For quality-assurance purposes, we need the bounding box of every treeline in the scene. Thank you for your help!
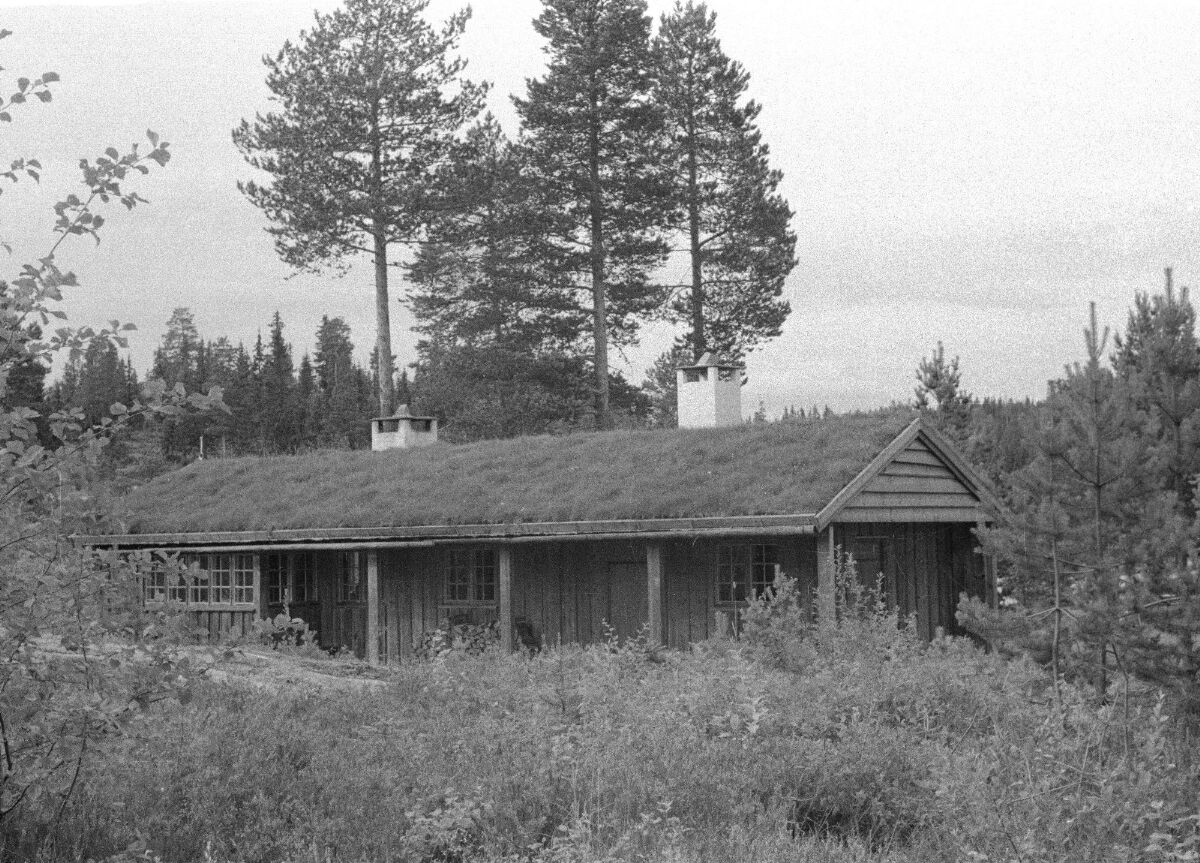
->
[49,308,392,457]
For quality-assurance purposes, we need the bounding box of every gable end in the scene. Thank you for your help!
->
[817,419,994,527]
[836,438,981,522]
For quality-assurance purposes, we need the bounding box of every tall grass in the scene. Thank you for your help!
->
[6,586,1198,862]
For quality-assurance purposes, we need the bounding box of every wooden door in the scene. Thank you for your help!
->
[604,561,648,643]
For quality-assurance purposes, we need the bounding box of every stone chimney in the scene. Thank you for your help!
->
[675,352,743,428]
[371,404,438,451]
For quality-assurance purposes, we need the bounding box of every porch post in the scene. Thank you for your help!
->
[366,549,380,665]
[498,546,513,653]
[817,525,837,623]
[646,541,663,645]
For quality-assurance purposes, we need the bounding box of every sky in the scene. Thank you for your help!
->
[2,0,1199,415]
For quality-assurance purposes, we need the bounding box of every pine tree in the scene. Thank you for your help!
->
[234,0,486,417]
[1112,267,1200,515]
[514,0,672,428]
[977,304,1170,698]
[314,315,364,446]
[914,340,973,444]
[653,1,794,360]
[151,307,199,389]
[75,340,126,427]
[262,311,300,452]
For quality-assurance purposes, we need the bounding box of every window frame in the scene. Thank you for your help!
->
[143,552,258,611]
[336,551,365,604]
[442,548,498,606]
[264,552,317,606]
[715,543,780,606]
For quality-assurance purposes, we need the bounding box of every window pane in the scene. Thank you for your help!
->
[339,552,362,602]
[444,549,470,602]
[717,545,746,604]
[233,555,256,604]
[473,550,496,602]
[293,553,315,602]
[750,544,779,598]
[264,554,286,604]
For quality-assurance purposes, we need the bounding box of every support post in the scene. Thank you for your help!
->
[366,550,380,665]
[646,541,663,645]
[816,525,837,623]
[498,546,513,653]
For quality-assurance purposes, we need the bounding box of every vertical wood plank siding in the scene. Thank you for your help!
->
[837,522,984,638]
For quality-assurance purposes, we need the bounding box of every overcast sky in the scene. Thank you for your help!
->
[2,0,1199,415]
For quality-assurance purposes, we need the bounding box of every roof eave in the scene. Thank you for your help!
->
[74,512,819,550]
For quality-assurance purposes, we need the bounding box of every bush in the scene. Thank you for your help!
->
[6,599,1198,862]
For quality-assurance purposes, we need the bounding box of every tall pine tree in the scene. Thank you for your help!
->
[653,2,794,360]
[515,0,672,428]
[234,0,485,417]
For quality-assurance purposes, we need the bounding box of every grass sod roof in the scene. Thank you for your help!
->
[109,411,918,536]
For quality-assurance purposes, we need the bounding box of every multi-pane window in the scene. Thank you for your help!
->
[144,562,187,604]
[443,549,497,604]
[264,553,316,605]
[716,544,780,604]
[337,552,364,603]
[144,553,256,607]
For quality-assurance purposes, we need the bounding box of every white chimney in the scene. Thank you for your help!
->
[371,405,438,451]
[676,353,743,428]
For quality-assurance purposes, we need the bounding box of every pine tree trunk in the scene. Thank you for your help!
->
[686,105,705,360]
[373,227,395,418]
[370,100,394,419]
[588,107,610,430]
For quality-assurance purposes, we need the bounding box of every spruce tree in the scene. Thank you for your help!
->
[653,1,794,360]
[234,0,485,417]
[514,0,672,428]
[151,307,199,389]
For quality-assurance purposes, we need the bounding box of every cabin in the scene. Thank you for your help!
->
[79,357,1000,662]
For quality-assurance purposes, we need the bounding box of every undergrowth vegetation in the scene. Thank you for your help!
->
[5,573,1198,862]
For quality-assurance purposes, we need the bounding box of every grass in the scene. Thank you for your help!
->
[107,412,918,534]
[6,587,1198,863]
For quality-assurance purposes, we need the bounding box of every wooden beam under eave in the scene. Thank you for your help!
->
[498,546,513,653]
[366,549,380,665]
[646,541,664,645]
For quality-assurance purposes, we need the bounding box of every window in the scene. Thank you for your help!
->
[144,553,256,607]
[443,548,497,604]
[264,552,316,605]
[144,561,187,604]
[716,544,779,604]
[337,552,364,603]
[683,368,707,383]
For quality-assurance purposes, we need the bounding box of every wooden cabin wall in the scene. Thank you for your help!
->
[190,609,258,641]
[509,540,646,648]
[660,536,817,648]
[834,522,984,639]
[376,535,822,659]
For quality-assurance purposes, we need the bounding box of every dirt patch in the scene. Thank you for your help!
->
[200,646,393,693]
